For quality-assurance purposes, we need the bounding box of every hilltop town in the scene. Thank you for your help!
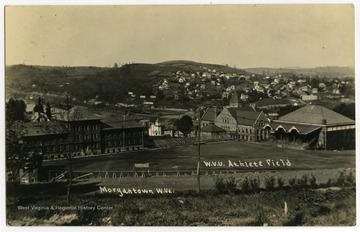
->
[5,61,355,168]
[6,61,355,112]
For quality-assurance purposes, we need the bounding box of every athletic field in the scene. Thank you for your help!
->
[41,141,355,191]
[45,141,355,172]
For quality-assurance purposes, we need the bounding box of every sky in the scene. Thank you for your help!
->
[5,4,355,68]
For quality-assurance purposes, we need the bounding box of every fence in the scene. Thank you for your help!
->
[153,137,232,149]
[48,169,248,181]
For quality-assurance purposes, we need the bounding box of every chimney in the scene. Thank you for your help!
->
[322,119,327,125]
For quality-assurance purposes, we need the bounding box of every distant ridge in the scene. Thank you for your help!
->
[245,66,354,78]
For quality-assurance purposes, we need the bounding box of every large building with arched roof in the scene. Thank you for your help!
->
[265,105,355,150]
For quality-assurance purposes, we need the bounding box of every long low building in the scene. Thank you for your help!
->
[22,116,147,160]
[265,105,355,150]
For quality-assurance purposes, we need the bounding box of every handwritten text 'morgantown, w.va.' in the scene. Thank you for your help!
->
[99,186,174,197]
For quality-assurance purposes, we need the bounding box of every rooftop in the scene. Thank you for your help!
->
[25,121,68,137]
[102,116,144,130]
[277,105,355,126]
[201,124,226,133]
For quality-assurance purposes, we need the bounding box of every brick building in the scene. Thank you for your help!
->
[22,116,146,160]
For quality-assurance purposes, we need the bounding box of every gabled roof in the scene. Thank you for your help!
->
[25,121,68,137]
[102,116,144,130]
[56,106,100,121]
[227,106,256,119]
[229,92,239,105]
[254,98,291,107]
[201,124,226,133]
[277,105,354,126]
[236,111,263,126]
[201,107,220,122]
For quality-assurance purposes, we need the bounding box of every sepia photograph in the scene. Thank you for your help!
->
[3,1,357,228]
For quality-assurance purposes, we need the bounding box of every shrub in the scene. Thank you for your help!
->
[336,170,355,187]
[215,176,227,194]
[277,177,285,190]
[249,177,261,193]
[288,177,297,189]
[326,178,334,187]
[226,176,237,193]
[297,175,309,189]
[215,176,238,194]
[309,174,317,188]
[345,171,355,186]
[264,176,276,191]
[240,177,251,193]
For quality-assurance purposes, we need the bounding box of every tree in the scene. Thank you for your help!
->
[6,98,27,121]
[6,120,27,203]
[333,103,355,120]
[174,115,194,137]
[156,90,165,102]
[6,121,27,180]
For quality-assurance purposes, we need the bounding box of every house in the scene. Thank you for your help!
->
[266,105,355,150]
[301,94,318,101]
[19,168,38,184]
[148,117,178,137]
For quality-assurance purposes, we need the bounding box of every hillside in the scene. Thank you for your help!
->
[5,65,109,98]
[5,61,250,104]
[246,66,355,78]
[158,60,247,74]
[6,62,354,107]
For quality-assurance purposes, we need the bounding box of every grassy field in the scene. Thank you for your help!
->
[7,187,356,226]
[40,141,356,191]
[8,141,356,226]
[44,141,355,172]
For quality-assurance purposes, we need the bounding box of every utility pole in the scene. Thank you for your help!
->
[122,114,125,151]
[197,110,201,193]
[64,96,73,205]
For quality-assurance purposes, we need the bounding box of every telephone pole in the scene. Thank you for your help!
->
[197,110,201,193]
